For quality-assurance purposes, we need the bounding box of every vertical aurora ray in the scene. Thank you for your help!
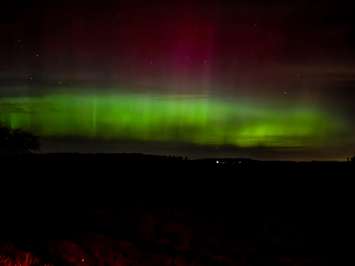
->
[0,89,347,149]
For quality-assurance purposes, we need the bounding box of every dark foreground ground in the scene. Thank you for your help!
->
[0,154,354,266]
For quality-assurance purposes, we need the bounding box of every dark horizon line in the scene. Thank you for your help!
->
[1,152,353,163]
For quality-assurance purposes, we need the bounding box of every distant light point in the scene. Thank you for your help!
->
[216,160,219,164]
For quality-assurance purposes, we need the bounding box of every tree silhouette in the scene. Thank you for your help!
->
[0,125,39,154]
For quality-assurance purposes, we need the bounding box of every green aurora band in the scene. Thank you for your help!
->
[0,91,346,148]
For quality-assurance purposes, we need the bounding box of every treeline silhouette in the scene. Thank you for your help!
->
[0,125,39,154]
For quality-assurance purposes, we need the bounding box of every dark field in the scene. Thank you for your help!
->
[0,154,354,266]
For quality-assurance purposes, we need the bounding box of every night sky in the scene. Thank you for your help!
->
[1,0,355,160]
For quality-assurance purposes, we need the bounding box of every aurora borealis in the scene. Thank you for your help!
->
[1,0,355,159]
[0,91,344,148]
